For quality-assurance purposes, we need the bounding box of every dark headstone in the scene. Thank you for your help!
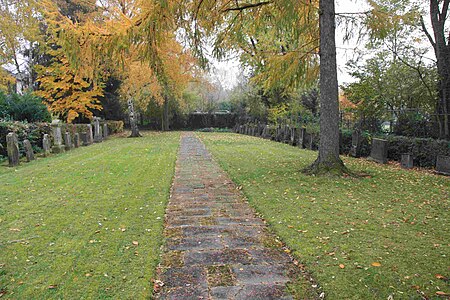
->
[436,155,450,175]
[401,154,413,169]
[350,130,361,157]
[297,128,305,149]
[74,133,80,148]
[6,132,20,167]
[309,133,315,150]
[289,127,297,145]
[23,139,35,162]
[80,132,89,146]
[64,132,72,151]
[42,134,51,157]
[369,138,388,164]
[283,125,290,143]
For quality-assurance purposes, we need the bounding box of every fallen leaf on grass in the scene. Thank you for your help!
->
[436,291,449,296]
[339,264,345,269]
[48,285,57,289]
[85,273,92,277]
[132,241,139,246]
[436,274,447,280]
[371,262,381,267]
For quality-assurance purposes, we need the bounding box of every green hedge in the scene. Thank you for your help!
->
[386,136,450,168]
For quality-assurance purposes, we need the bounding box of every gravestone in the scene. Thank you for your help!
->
[350,130,361,157]
[74,133,80,148]
[51,121,65,154]
[6,132,20,167]
[297,128,306,149]
[103,123,108,139]
[93,117,103,143]
[436,155,450,175]
[23,139,35,162]
[276,125,282,142]
[80,132,89,146]
[283,125,290,143]
[369,138,388,164]
[42,134,51,157]
[64,132,73,151]
[309,133,315,150]
[401,154,413,169]
[261,125,268,139]
[87,124,94,145]
[290,127,297,146]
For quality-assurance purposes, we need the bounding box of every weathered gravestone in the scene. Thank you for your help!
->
[93,117,103,143]
[436,155,450,175]
[80,132,89,146]
[23,139,35,162]
[87,124,94,144]
[350,130,361,157]
[283,125,290,143]
[309,133,315,150]
[297,128,306,149]
[369,138,388,164]
[6,132,20,167]
[42,134,51,157]
[290,127,297,146]
[51,121,65,154]
[64,132,72,151]
[401,154,414,169]
[103,123,108,139]
[74,133,80,148]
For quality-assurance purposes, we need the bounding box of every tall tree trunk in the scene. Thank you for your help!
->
[162,98,170,131]
[305,0,347,175]
[128,98,141,137]
[422,0,450,139]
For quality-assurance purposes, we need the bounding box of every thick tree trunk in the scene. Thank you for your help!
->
[305,0,347,175]
[128,99,141,137]
[424,0,450,139]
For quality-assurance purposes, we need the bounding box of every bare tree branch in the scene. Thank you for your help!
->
[221,1,271,12]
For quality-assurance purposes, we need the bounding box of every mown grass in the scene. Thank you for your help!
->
[0,131,180,299]
[199,132,450,300]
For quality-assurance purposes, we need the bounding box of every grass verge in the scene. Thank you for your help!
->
[0,131,180,299]
[199,132,449,300]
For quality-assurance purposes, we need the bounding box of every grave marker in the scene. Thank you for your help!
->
[436,155,450,175]
[401,154,413,169]
[42,134,51,157]
[74,133,80,148]
[51,121,65,153]
[103,123,108,139]
[369,138,388,164]
[23,139,35,162]
[297,128,306,149]
[93,117,103,143]
[350,130,361,157]
[64,132,72,150]
[6,132,20,167]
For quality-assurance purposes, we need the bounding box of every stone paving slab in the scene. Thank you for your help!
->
[154,133,301,299]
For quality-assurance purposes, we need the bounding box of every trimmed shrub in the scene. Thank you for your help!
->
[105,120,124,134]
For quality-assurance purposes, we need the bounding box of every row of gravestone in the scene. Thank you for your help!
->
[5,117,109,167]
[234,124,450,176]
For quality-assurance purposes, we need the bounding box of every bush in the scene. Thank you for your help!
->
[0,91,51,122]
[105,120,124,134]
[386,136,450,168]
[0,120,51,158]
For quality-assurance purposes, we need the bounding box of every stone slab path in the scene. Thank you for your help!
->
[155,133,300,300]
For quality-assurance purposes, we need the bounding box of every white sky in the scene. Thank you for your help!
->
[210,0,373,90]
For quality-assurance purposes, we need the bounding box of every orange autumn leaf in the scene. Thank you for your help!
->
[371,262,381,267]
[339,264,345,269]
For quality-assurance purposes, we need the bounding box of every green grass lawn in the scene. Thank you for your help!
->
[199,132,450,300]
[0,131,180,299]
